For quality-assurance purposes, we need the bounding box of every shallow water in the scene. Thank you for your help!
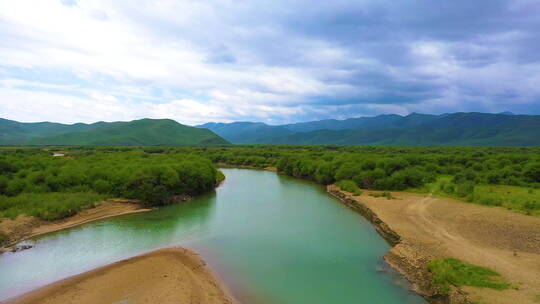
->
[0,168,425,303]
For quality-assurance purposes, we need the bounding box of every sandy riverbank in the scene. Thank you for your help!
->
[328,185,540,304]
[0,200,151,252]
[6,248,236,304]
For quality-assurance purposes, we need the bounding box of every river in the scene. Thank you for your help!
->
[0,168,425,303]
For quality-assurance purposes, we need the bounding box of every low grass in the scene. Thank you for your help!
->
[407,175,454,196]
[336,180,362,196]
[408,176,539,215]
[472,185,539,215]
[0,192,108,221]
[369,191,395,200]
[428,258,509,293]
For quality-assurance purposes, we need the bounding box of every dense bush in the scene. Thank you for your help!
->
[193,145,540,195]
[190,145,539,214]
[0,149,222,219]
[2,145,539,219]
[524,162,540,183]
[336,180,362,196]
[0,192,106,220]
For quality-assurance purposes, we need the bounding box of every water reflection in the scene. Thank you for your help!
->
[0,169,425,304]
[0,194,216,300]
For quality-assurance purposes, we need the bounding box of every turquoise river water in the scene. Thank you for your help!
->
[0,168,426,303]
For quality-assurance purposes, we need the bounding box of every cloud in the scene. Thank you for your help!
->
[0,0,539,125]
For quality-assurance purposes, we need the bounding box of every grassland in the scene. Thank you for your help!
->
[428,258,510,293]
[408,176,540,215]
[472,185,539,215]
[0,118,229,146]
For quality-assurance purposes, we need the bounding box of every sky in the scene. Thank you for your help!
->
[1,0,540,125]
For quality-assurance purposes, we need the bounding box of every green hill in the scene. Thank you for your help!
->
[281,113,437,132]
[199,112,540,146]
[0,118,229,146]
[0,118,103,143]
[252,113,540,146]
[197,122,294,143]
[4,112,539,146]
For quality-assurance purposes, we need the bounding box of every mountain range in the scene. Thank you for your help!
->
[0,118,229,146]
[2,112,538,146]
[197,112,540,146]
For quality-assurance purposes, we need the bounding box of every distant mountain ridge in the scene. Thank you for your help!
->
[0,118,229,146]
[3,112,538,146]
[197,122,294,143]
[197,112,540,146]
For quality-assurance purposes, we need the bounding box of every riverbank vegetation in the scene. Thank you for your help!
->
[428,258,510,293]
[0,149,222,221]
[368,191,395,199]
[2,145,539,220]
[0,192,107,221]
[411,177,540,214]
[197,145,540,214]
[335,180,362,196]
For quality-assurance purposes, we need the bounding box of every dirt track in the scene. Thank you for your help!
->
[329,186,540,304]
[6,248,236,304]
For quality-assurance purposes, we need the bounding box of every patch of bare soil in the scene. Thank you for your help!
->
[0,200,151,252]
[6,248,237,304]
[328,185,540,304]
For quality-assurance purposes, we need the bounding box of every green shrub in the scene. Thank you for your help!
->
[442,182,456,194]
[523,201,539,215]
[336,180,362,196]
[455,182,474,197]
[369,191,395,200]
[388,168,426,190]
[524,162,540,182]
[216,170,225,184]
[0,192,106,221]
[382,191,394,199]
[428,258,509,293]
[93,179,112,194]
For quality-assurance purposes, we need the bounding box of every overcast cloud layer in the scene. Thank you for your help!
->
[1,0,540,125]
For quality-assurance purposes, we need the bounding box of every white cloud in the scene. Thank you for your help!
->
[0,0,329,96]
[0,86,309,125]
[1,0,539,124]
